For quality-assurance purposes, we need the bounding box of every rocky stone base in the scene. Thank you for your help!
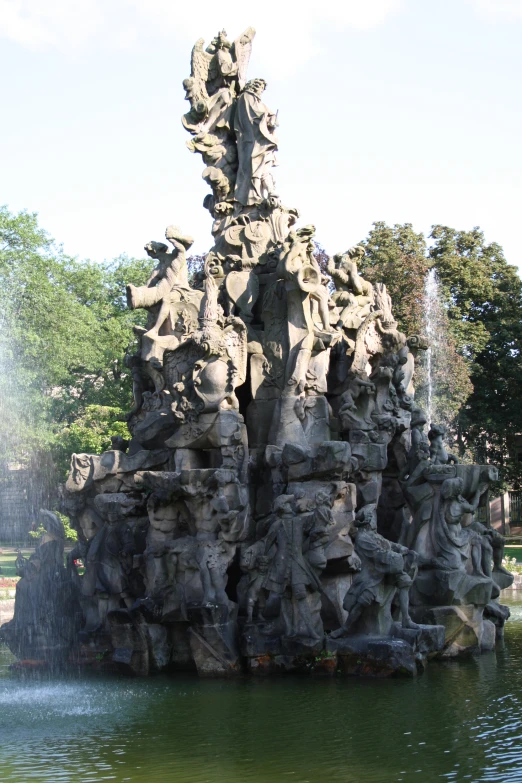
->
[240,623,445,678]
[410,605,497,656]
[325,623,445,678]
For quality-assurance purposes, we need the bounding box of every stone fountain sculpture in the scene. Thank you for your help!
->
[1,27,512,677]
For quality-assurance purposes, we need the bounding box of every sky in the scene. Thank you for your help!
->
[1,0,522,270]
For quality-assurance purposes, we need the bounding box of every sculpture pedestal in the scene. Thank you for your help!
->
[410,604,496,656]
[326,623,445,678]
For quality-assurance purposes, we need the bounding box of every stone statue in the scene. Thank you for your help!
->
[401,406,430,484]
[331,505,419,637]
[402,334,429,396]
[261,494,327,643]
[277,225,338,393]
[328,247,374,331]
[127,226,194,312]
[338,370,376,431]
[428,424,459,465]
[84,495,138,629]
[433,477,482,572]
[0,510,81,663]
[240,540,268,623]
[234,78,279,207]
[182,28,256,209]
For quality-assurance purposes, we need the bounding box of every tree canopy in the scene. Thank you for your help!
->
[356,221,522,488]
[0,205,152,479]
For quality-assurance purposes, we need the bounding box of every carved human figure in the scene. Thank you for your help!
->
[1,510,80,661]
[402,335,429,396]
[240,540,269,623]
[468,519,512,580]
[182,28,255,210]
[22,510,65,580]
[187,273,248,413]
[85,501,137,629]
[401,406,430,484]
[433,478,483,572]
[15,548,26,577]
[234,78,279,207]
[331,505,419,637]
[276,226,338,393]
[262,494,326,641]
[197,539,234,605]
[142,497,188,600]
[328,247,374,330]
[307,491,332,572]
[163,536,200,620]
[428,424,459,465]
[127,226,194,313]
[338,370,376,431]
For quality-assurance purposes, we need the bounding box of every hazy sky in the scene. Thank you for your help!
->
[1,0,522,270]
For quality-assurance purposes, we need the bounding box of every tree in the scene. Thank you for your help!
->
[356,222,472,429]
[0,206,153,482]
[349,220,522,488]
[429,226,522,487]
[359,222,429,336]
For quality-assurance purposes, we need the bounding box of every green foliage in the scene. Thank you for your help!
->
[353,221,522,489]
[429,227,522,489]
[502,556,522,575]
[0,206,154,482]
[359,222,429,336]
[187,253,205,286]
[28,511,77,542]
[55,405,129,477]
[358,222,472,429]
[57,512,78,542]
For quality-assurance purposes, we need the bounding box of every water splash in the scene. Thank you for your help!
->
[424,268,439,425]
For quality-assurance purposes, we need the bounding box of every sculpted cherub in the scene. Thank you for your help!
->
[126,225,194,314]
[328,246,374,330]
[428,423,459,465]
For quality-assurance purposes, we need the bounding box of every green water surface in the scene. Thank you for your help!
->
[2,597,522,783]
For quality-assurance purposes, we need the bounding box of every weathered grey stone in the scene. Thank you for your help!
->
[327,635,418,677]
[410,604,487,657]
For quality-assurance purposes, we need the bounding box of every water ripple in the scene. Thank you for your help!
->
[1,599,522,782]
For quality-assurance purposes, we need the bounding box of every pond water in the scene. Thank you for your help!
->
[2,597,522,783]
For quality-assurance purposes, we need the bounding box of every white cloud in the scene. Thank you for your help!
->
[0,0,403,72]
[465,0,522,21]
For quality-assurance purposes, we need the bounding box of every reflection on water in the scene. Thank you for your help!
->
[2,597,522,783]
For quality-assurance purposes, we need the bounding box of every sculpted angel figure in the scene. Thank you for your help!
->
[182,28,255,208]
[182,28,255,136]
